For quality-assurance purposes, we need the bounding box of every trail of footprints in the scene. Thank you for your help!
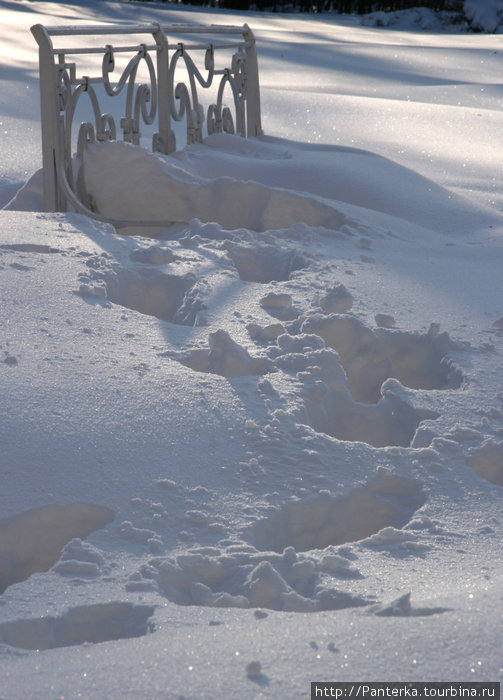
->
[6,231,469,455]
[167,287,461,449]
[71,233,481,616]
[0,231,497,650]
[118,470,432,614]
[75,233,500,467]
[75,234,465,451]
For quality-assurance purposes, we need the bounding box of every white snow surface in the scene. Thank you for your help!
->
[1,0,503,697]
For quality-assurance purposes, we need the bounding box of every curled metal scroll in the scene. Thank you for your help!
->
[168,43,216,147]
[207,51,247,138]
[168,43,247,148]
[57,45,158,205]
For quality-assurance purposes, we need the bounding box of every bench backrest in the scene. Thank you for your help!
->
[31,22,262,227]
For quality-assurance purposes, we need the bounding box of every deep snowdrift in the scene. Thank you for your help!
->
[1,0,503,697]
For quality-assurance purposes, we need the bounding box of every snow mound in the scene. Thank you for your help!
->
[148,544,370,613]
[129,245,176,266]
[73,134,488,235]
[174,330,272,378]
[361,8,463,31]
[319,284,354,314]
[52,538,107,578]
[370,591,451,617]
[260,292,300,321]
[361,1,503,33]
[83,140,349,233]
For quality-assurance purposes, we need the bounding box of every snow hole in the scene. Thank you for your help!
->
[99,268,202,325]
[146,474,423,612]
[225,241,307,283]
[0,503,114,594]
[302,315,463,404]
[129,245,176,266]
[247,473,425,553]
[0,602,154,651]
[302,377,438,448]
[274,337,439,448]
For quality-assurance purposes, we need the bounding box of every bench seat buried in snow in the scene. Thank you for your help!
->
[31,22,263,230]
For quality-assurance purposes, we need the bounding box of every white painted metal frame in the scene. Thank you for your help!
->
[31,22,262,230]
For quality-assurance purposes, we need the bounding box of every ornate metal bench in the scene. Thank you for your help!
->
[31,22,262,230]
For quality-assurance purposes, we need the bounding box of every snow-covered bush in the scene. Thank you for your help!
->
[464,0,503,32]
[361,0,503,32]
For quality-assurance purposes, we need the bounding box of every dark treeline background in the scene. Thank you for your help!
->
[133,0,463,14]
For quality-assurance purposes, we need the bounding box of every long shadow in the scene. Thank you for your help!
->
[6,0,501,348]
[254,30,494,90]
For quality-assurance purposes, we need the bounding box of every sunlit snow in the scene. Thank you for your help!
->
[1,0,503,696]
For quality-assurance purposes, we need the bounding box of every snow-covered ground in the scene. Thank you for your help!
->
[1,0,503,697]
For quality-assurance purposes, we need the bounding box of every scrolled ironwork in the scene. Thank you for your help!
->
[207,61,246,137]
[57,42,159,196]
[102,45,158,144]
[63,80,102,191]
[167,42,216,145]
[98,113,116,142]
[166,41,247,144]
[31,22,263,227]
